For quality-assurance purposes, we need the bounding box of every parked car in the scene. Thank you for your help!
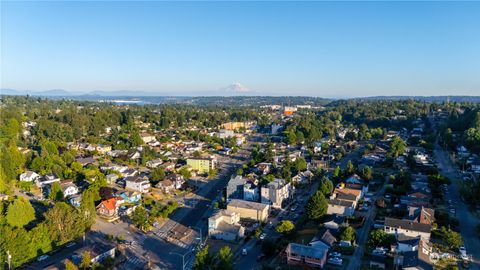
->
[327,257,343,266]
[259,233,267,240]
[242,248,248,256]
[37,255,49,262]
[329,252,341,258]
[66,242,76,248]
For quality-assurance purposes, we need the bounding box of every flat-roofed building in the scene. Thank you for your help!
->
[227,199,269,222]
[187,157,216,174]
[285,243,328,268]
[208,210,244,241]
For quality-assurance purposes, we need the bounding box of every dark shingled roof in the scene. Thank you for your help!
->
[384,217,432,234]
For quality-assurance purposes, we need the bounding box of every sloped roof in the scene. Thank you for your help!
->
[98,198,117,211]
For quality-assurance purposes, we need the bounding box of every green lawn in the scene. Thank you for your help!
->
[293,221,319,245]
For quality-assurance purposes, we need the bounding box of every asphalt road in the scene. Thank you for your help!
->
[434,142,480,269]
[346,182,386,270]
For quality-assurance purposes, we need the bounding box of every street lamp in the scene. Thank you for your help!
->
[170,251,191,270]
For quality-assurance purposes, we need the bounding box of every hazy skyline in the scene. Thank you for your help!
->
[1,1,479,98]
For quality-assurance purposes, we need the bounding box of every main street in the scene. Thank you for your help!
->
[434,142,480,269]
[346,182,386,270]
[429,115,480,269]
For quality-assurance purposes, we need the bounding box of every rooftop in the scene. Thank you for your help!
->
[228,199,269,211]
[384,217,432,234]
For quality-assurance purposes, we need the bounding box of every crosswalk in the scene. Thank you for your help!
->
[154,230,190,248]
[122,255,147,270]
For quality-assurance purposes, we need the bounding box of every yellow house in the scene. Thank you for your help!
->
[187,158,215,174]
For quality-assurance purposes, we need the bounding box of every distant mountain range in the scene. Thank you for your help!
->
[1,88,479,103]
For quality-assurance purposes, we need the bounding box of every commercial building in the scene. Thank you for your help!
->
[187,157,216,174]
[227,199,269,222]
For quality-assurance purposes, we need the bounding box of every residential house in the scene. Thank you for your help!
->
[59,181,79,198]
[118,191,141,204]
[125,176,151,193]
[285,243,328,268]
[73,243,116,264]
[19,171,40,182]
[161,162,176,172]
[122,168,138,178]
[292,170,313,185]
[96,198,119,218]
[157,179,175,193]
[165,173,185,189]
[227,199,269,222]
[128,150,141,160]
[261,178,293,208]
[384,217,432,241]
[405,206,435,225]
[393,239,433,270]
[208,210,245,241]
[140,133,156,144]
[327,184,362,217]
[36,173,61,188]
[310,229,337,248]
[75,156,95,167]
[187,157,216,174]
[69,194,82,208]
[327,199,355,216]
[106,174,119,185]
[395,235,421,253]
[95,144,112,154]
[226,175,247,200]
[146,158,163,169]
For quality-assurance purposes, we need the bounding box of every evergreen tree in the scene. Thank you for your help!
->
[319,176,334,195]
[306,190,328,220]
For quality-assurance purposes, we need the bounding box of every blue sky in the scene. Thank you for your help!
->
[1,1,479,97]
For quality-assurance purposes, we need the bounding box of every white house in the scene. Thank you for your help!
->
[384,217,432,241]
[19,171,40,182]
[146,158,163,169]
[60,181,79,197]
[125,176,151,193]
[36,174,61,188]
